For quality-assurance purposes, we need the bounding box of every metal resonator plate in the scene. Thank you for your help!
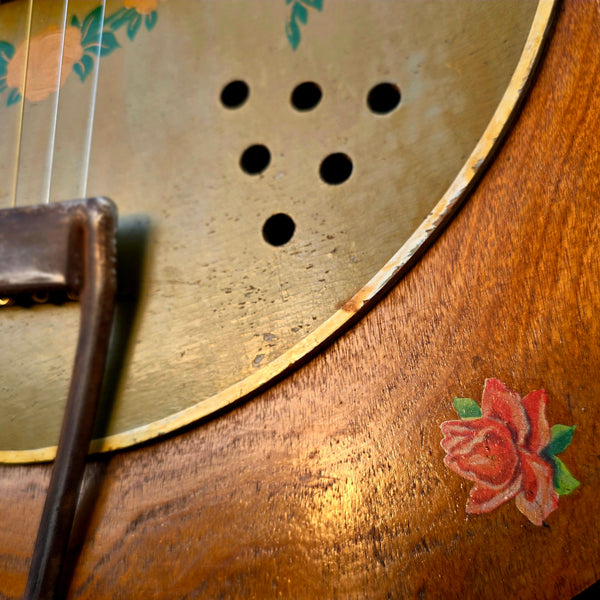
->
[0,0,555,461]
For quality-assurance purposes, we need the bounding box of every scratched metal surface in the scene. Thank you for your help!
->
[0,0,549,459]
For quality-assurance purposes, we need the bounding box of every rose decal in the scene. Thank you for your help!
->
[440,378,579,525]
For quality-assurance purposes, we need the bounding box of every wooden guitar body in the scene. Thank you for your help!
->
[1,0,599,597]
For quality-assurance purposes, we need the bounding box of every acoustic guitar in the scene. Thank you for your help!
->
[1,0,599,597]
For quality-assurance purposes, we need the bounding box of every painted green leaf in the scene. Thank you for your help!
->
[551,455,580,495]
[81,6,104,47]
[104,7,130,30]
[7,88,21,106]
[301,0,323,9]
[286,3,308,51]
[545,424,576,456]
[127,13,143,41]
[285,20,300,50]
[145,11,158,31]
[73,62,84,82]
[74,54,95,82]
[291,2,308,24]
[85,32,120,60]
[81,53,94,73]
[0,41,15,70]
[453,397,482,419]
[0,80,7,93]
[70,14,81,29]
[0,40,15,57]
[99,31,120,56]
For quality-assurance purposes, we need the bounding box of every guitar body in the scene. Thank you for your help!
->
[1,0,599,597]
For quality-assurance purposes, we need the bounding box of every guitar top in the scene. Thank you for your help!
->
[0,0,550,460]
[1,0,600,598]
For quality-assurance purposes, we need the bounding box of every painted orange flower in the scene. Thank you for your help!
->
[110,0,160,41]
[5,25,83,102]
[124,0,159,15]
[0,2,159,107]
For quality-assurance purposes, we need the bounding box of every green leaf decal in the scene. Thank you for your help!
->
[545,424,576,456]
[84,32,120,60]
[0,40,15,59]
[74,54,95,82]
[285,0,323,50]
[453,397,482,419]
[81,53,94,74]
[291,2,308,24]
[7,88,21,106]
[104,7,130,30]
[127,13,143,41]
[73,63,85,81]
[302,0,323,9]
[99,31,120,56]
[145,11,158,31]
[286,2,308,50]
[551,456,580,495]
[81,6,104,47]
[2,1,161,108]
[73,62,84,82]
[285,20,300,50]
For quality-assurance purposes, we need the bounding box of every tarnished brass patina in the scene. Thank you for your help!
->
[0,0,555,461]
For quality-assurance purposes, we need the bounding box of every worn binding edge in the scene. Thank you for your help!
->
[1,0,558,463]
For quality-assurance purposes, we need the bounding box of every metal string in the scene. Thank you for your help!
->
[10,0,104,206]
[10,0,34,208]
[42,0,69,204]
[80,0,107,198]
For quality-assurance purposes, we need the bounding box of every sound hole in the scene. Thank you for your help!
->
[262,213,295,246]
[221,80,250,109]
[367,82,401,114]
[320,153,353,185]
[240,144,271,175]
[291,82,322,111]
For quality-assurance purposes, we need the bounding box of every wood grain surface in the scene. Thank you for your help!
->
[1,0,600,597]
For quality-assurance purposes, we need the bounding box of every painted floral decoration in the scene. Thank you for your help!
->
[3,25,83,103]
[285,0,323,50]
[107,1,159,41]
[1,0,312,104]
[440,378,579,525]
[0,1,160,106]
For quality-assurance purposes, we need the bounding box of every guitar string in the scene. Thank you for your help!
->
[80,0,107,199]
[42,0,69,204]
[10,0,34,208]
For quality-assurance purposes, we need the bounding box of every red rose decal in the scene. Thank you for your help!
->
[441,379,579,525]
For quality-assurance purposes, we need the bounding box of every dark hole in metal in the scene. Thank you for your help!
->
[240,144,271,175]
[320,153,353,185]
[367,82,401,114]
[291,81,322,111]
[221,80,249,109]
[262,213,295,246]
